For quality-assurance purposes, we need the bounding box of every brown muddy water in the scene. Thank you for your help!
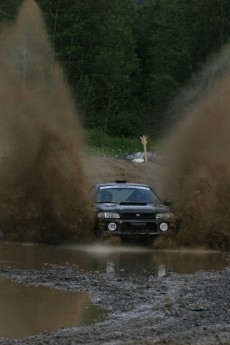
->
[0,279,106,339]
[0,242,229,338]
[0,0,93,242]
[0,242,229,275]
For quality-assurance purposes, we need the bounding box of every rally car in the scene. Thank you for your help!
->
[91,181,179,240]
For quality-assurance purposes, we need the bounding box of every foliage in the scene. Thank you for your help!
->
[135,0,230,130]
[36,0,140,136]
[0,1,21,20]
[85,129,155,157]
[1,1,230,138]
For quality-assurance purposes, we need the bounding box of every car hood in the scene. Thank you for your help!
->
[95,202,170,213]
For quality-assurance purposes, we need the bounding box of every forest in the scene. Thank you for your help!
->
[0,0,230,140]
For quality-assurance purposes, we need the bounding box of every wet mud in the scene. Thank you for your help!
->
[159,44,230,250]
[0,264,229,345]
[0,0,229,253]
[0,0,93,243]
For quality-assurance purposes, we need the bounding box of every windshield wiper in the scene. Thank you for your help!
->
[97,201,118,204]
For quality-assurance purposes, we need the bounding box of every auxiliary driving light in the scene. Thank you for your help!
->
[108,222,117,231]
[160,223,168,231]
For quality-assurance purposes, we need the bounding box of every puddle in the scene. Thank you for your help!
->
[0,242,229,276]
[0,242,229,339]
[0,279,106,339]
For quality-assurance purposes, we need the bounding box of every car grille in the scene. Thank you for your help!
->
[121,212,156,219]
[120,223,157,234]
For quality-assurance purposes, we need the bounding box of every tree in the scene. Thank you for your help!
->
[135,0,230,136]
[37,0,141,136]
[0,1,21,21]
[3,0,230,139]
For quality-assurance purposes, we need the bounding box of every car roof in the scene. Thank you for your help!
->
[95,182,151,189]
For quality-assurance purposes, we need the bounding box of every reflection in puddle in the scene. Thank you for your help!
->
[78,244,229,276]
[0,242,229,277]
[0,280,106,339]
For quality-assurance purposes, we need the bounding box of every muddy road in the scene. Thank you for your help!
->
[0,157,229,344]
[0,261,229,345]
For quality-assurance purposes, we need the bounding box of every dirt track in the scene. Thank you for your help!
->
[82,155,163,192]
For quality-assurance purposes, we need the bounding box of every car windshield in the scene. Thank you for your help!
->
[96,186,160,204]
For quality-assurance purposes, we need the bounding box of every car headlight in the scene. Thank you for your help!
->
[156,213,175,221]
[97,212,120,219]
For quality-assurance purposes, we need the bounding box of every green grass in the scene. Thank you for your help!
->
[85,129,155,157]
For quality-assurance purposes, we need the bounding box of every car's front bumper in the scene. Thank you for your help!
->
[96,217,178,237]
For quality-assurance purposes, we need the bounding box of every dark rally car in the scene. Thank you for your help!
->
[91,181,179,239]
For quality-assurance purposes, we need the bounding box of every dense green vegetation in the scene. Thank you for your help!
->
[1,0,230,142]
[86,129,155,156]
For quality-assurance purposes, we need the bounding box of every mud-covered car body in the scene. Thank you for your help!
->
[92,181,179,239]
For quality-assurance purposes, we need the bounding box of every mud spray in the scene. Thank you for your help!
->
[0,0,93,243]
[156,44,230,250]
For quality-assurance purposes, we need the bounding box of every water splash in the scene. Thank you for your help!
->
[0,0,93,243]
[159,44,230,250]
